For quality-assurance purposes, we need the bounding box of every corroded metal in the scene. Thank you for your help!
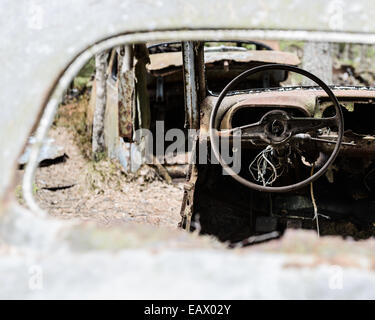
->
[148,50,300,71]
[118,45,135,141]
[182,41,200,130]
[200,87,375,135]
[134,44,151,130]
[180,134,199,231]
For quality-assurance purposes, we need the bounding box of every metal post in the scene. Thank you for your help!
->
[182,41,200,130]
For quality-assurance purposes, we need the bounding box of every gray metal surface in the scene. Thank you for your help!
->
[18,137,64,166]
[1,205,375,299]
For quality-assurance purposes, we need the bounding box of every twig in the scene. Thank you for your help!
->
[310,164,320,237]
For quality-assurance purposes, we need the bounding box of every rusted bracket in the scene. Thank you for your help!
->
[179,134,199,231]
[180,41,204,231]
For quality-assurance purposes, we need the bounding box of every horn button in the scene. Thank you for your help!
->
[261,110,291,144]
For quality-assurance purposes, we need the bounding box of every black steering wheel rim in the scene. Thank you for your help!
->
[209,63,344,193]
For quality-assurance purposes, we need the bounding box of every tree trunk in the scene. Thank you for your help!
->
[303,42,332,85]
[92,51,108,160]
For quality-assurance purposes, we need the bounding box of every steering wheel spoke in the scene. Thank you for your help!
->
[219,121,264,139]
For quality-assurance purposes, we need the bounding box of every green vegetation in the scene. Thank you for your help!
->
[279,40,304,52]
[54,94,92,159]
[74,58,95,91]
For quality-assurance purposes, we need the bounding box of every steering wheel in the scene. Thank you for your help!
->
[209,64,344,193]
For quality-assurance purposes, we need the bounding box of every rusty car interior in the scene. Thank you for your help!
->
[141,40,375,243]
[96,40,375,243]
[146,41,299,140]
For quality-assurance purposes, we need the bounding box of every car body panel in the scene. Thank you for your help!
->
[148,50,300,72]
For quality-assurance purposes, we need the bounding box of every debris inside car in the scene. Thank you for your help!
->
[73,39,375,243]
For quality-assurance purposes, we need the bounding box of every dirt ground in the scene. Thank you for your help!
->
[23,125,184,229]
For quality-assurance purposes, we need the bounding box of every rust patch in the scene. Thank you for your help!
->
[118,64,135,141]
[148,50,300,72]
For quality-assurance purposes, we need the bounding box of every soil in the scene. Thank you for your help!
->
[23,125,184,229]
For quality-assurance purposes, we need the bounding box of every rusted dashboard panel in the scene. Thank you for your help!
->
[200,87,375,158]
